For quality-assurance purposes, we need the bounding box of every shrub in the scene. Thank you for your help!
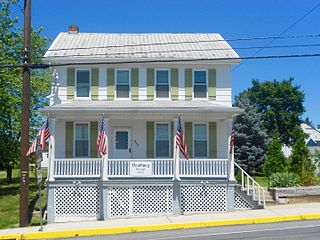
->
[269,172,300,188]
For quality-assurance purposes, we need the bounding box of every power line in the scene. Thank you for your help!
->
[34,42,320,59]
[233,1,320,71]
[29,33,320,54]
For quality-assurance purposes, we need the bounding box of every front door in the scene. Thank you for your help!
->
[113,128,131,159]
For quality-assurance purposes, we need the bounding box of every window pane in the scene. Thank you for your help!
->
[195,124,207,140]
[156,70,169,84]
[194,85,207,98]
[156,124,169,140]
[75,140,89,157]
[77,70,90,97]
[156,140,169,157]
[76,124,88,139]
[115,131,128,149]
[156,85,169,98]
[116,85,130,98]
[194,141,207,157]
[117,70,129,84]
[194,71,206,84]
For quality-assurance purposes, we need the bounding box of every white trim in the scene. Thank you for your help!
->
[192,69,208,100]
[192,122,209,158]
[73,122,90,158]
[75,69,91,99]
[154,69,171,100]
[112,127,132,159]
[115,68,131,100]
[154,122,171,158]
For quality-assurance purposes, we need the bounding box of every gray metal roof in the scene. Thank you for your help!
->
[40,100,243,115]
[44,33,240,63]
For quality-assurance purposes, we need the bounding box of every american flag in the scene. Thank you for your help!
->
[229,123,235,154]
[26,119,50,156]
[97,119,108,157]
[176,116,189,160]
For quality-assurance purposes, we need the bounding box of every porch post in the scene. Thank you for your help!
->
[102,118,109,181]
[48,118,56,182]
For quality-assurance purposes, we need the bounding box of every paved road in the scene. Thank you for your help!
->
[56,220,320,240]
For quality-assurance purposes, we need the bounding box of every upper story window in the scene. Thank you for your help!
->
[155,70,170,98]
[193,70,207,99]
[75,123,89,157]
[193,123,208,157]
[76,70,90,98]
[116,69,130,98]
[155,123,170,157]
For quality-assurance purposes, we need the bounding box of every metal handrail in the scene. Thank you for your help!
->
[234,162,266,207]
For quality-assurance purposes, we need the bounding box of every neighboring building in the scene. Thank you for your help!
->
[282,123,320,173]
[41,26,265,223]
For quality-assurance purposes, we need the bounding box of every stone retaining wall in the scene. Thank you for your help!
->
[272,186,320,203]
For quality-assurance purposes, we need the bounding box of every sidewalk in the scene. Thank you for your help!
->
[1,203,320,239]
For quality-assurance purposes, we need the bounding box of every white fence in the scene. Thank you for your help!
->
[52,158,228,179]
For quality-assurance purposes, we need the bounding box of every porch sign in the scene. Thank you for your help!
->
[130,162,152,176]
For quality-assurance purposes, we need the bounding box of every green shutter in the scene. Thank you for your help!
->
[185,68,192,100]
[185,122,193,158]
[131,68,139,100]
[208,69,217,100]
[107,68,115,100]
[67,68,75,99]
[90,122,98,158]
[171,121,174,157]
[146,122,154,158]
[209,122,217,158]
[91,68,99,100]
[65,122,74,158]
[147,68,154,100]
[171,68,179,100]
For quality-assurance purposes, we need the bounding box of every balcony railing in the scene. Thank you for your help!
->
[51,158,228,179]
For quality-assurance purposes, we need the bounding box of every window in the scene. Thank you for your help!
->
[156,70,169,98]
[76,70,90,98]
[194,124,207,157]
[193,70,207,98]
[155,123,169,157]
[75,123,89,157]
[116,70,130,98]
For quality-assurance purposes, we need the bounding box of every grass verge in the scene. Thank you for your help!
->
[0,168,47,229]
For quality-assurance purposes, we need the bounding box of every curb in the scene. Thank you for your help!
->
[1,213,320,240]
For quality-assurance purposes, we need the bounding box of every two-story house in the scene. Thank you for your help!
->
[41,26,265,223]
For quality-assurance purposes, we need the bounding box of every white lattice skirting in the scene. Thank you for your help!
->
[234,191,253,210]
[51,182,254,222]
[108,185,173,218]
[181,185,227,213]
[54,186,100,222]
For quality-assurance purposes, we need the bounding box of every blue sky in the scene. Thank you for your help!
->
[12,0,320,126]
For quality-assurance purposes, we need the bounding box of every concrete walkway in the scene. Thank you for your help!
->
[1,203,320,239]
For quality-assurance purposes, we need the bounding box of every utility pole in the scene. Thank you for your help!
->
[20,0,31,227]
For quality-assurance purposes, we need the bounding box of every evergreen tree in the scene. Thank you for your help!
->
[264,133,287,177]
[290,127,316,185]
[234,94,268,175]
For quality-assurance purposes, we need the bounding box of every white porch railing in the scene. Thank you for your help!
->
[54,159,102,178]
[234,162,266,207]
[51,158,228,179]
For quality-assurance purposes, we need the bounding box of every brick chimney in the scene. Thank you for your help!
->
[68,25,79,34]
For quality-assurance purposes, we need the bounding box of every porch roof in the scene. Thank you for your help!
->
[40,100,243,117]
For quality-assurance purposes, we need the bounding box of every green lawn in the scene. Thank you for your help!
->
[254,176,269,188]
[0,168,47,229]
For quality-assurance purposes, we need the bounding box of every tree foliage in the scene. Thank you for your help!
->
[236,79,305,146]
[0,0,50,180]
[290,127,316,185]
[264,133,288,177]
[234,94,268,175]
